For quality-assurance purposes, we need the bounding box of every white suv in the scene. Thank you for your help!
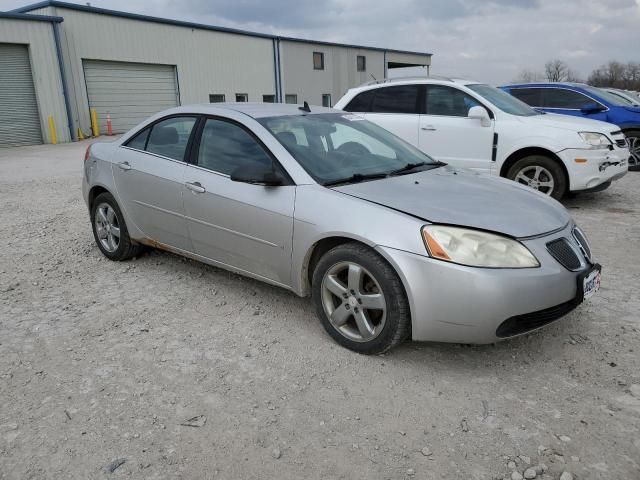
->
[334,77,629,199]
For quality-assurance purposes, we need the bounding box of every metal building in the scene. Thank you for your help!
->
[1,1,432,145]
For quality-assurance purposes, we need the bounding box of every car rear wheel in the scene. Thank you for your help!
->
[91,192,143,261]
[624,130,640,171]
[506,155,567,200]
[312,242,411,354]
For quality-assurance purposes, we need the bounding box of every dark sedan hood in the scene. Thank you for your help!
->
[333,166,571,238]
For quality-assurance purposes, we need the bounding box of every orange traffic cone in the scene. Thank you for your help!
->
[106,113,113,136]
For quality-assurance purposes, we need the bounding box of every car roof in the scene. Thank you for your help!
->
[168,102,339,119]
[346,76,482,93]
[501,82,590,89]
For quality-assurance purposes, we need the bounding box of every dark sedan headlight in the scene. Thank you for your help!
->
[422,225,540,268]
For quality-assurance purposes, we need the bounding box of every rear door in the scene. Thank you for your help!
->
[418,85,494,172]
[113,116,197,250]
[344,85,421,147]
[182,117,295,286]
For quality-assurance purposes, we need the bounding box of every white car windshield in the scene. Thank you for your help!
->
[260,113,442,186]
[467,84,540,116]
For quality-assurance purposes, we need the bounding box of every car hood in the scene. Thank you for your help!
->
[622,105,640,114]
[333,166,571,238]
[524,112,617,133]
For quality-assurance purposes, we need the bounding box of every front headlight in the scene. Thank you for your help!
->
[421,225,539,268]
[579,132,612,149]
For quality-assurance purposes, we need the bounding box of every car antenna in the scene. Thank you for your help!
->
[298,101,311,112]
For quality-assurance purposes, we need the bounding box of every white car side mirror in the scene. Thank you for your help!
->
[468,106,492,127]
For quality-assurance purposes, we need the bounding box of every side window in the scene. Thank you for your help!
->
[197,119,273,175]
[371,85,420,114]
[510,88,543,107]
[542,89,593,109]
[146,117,197,161]
[125,127,150,150]
[425,85,480,117]
[344,90,375,112]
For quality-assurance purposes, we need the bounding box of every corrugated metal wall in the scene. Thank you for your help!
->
[49,7,277,136]
[0,18,70,144]
[279,41,386,107]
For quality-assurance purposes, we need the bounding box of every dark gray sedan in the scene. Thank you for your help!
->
[82,103,601,353]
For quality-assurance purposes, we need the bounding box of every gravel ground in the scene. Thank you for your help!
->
[1,140,639,480]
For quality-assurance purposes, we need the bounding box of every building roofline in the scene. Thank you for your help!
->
[0,10,63,22]
[12,0,432,57]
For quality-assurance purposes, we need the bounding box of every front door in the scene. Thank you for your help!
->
[182,117,295,286]
[112,116,198,250]
[419,85,494,172]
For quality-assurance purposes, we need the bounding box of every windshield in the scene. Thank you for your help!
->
[466,84,540,116]
[259,113,441,185]
[582,85,636,106]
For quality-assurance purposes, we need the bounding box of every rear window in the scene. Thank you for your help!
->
[344,90,376,112]
[371,85,420,114]
[509,88,543,107]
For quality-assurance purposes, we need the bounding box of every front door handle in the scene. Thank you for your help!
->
[117,161,131,171]
[185,181,206,194]
[421,125,437,131]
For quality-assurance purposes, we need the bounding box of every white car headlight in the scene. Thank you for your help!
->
[579,132,612,149]
[422,225,539,268]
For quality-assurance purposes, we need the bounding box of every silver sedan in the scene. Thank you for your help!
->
[82,103,601,353]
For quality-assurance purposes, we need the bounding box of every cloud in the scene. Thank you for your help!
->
[1,0,638,84]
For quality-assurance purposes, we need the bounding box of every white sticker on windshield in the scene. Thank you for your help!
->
[341,114,365,121]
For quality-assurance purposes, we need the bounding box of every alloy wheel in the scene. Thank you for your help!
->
[628,136,640,167]
[321,261,387,342]
[514,165,555,195]
[94,202,121,253]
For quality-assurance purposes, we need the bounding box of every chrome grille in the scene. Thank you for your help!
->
[572,227,591,262]
[547,238,581,271]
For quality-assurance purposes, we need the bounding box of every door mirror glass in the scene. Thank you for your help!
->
[468,106,492,127]
[230,162,284,186]
[580,102,606,114]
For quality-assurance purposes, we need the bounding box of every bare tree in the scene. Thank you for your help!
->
[544,59,568,82]
[566,68,583,83]
[588,61,640,90]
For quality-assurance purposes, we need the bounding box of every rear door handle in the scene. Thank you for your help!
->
[185,181,206,193]
[421,125,437,131]
[117,161,131,171]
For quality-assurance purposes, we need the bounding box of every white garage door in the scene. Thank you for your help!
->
[0,43,43,147]
[83,60,179,134]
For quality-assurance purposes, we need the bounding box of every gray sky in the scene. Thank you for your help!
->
[2,0,639,84]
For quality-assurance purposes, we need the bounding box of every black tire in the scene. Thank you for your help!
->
[506,155,567,200]
[311,242,411,354]
[90,192,143,261]
[624,130,640,171]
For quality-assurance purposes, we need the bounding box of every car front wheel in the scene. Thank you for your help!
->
[625,130,640,171]
[506,155,567,200]
[312,242,411,354]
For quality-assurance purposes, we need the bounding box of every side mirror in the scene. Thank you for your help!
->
[580,103,605,114]
[468,106,492,127]
[230,162,284,186]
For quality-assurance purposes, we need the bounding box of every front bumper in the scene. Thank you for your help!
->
[557,147,628,191]
[376,224,595,344]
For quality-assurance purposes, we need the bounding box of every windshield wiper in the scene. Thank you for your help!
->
[323,172,389,187]
[388,161,445,176]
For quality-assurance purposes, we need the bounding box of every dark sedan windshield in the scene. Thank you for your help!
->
[259,113,441,185]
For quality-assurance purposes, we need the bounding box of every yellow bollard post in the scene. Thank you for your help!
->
[77,127,85,140]
[91,108,100,137]
[48,115,58,145]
